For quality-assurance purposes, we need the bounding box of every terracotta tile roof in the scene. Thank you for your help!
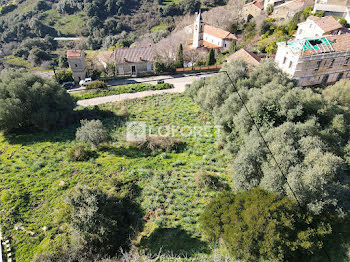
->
[227,48,261,66]
[253,1,264,9]
[275,0,305,10]
[114,47,153,64]
[308,16,343,33]
[203,40,221,49]
[67,50,83,58]
[189,24,238,40]
[302,34,350,56]
[204,25,238,40]
[244,0,264,9]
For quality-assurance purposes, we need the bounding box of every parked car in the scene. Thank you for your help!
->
[61,82,75,89]
[157,80,165,84]
[79,78,92,87]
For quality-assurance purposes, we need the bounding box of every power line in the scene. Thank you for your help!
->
[221,70,332,262]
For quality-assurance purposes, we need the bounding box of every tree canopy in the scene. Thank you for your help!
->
[187,60,350,215]
[68,185,141,257]
[200,188,332,262]
[0,70,76,133]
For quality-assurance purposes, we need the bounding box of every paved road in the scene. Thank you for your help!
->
[77,72,217,107]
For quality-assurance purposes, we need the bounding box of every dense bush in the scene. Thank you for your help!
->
[200,188,332,261]
[76,119,109,148]
[188,60,350,215]
[86,80,108,90]
[153,61,176,74]
[73,83,174,100]
[0,71,76,133]
[68,185,141,257]
[54,70,74,84]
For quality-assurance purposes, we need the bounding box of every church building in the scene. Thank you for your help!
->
[190,11,238,50]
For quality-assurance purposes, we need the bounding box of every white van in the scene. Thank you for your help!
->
[79,78,92,87]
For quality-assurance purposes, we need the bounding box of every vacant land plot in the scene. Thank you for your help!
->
[0,94,230,261]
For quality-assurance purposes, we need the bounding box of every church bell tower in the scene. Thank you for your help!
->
[192,10,204,49]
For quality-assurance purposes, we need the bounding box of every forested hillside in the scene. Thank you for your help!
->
[0,0,227,48]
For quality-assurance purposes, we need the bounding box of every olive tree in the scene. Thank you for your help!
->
[188,60,350,215]
[323,79,350,108]
[76,119,109,148]
[0,70,76,133]
[68,185,139,257]
[200,188,332,261]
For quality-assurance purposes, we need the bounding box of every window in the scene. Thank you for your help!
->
[315,61,321,70]
[224,44,227,47]
[283,57,287,64]
[75,64,78,67]
[345,57,350,65]
[337,72,344,81]
[322,74,329,84]
[289,61,293,68]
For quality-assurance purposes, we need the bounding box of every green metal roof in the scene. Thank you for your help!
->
[286,37,333,51]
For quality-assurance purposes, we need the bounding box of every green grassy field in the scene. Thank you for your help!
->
[0,94,231,261]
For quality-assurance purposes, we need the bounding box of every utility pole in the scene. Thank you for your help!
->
[52,64,58,82]
[0,228,3,262]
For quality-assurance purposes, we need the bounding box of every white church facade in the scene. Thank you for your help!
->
[188,11,238,50]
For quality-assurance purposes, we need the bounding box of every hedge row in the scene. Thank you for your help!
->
[72,83,174,100]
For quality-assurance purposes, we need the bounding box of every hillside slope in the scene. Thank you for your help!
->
[0,0,226,48]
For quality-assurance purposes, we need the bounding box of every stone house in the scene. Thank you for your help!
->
[270,0,313,20]
[275,34,350,86]
[114,47,154,76]
[296,16,344,39]
[66,50,87,83]
[98,47,154,76]
[313,0,350,23]
[243,1,264,21]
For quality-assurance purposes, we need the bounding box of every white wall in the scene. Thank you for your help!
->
[296,20,325,39]
[203,33,223,47]
[275,44,299,76]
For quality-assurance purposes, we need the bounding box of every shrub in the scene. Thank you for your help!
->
[54,70,74,84]
[74,83,174,100]
[199,188,332,261]
[68,145,93,161]
[68,185,142,257]
[132,135,183,152]
[194,171,226,190]
[76,119,109,148]
[86,80,108,90]
[0,71,76,133]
